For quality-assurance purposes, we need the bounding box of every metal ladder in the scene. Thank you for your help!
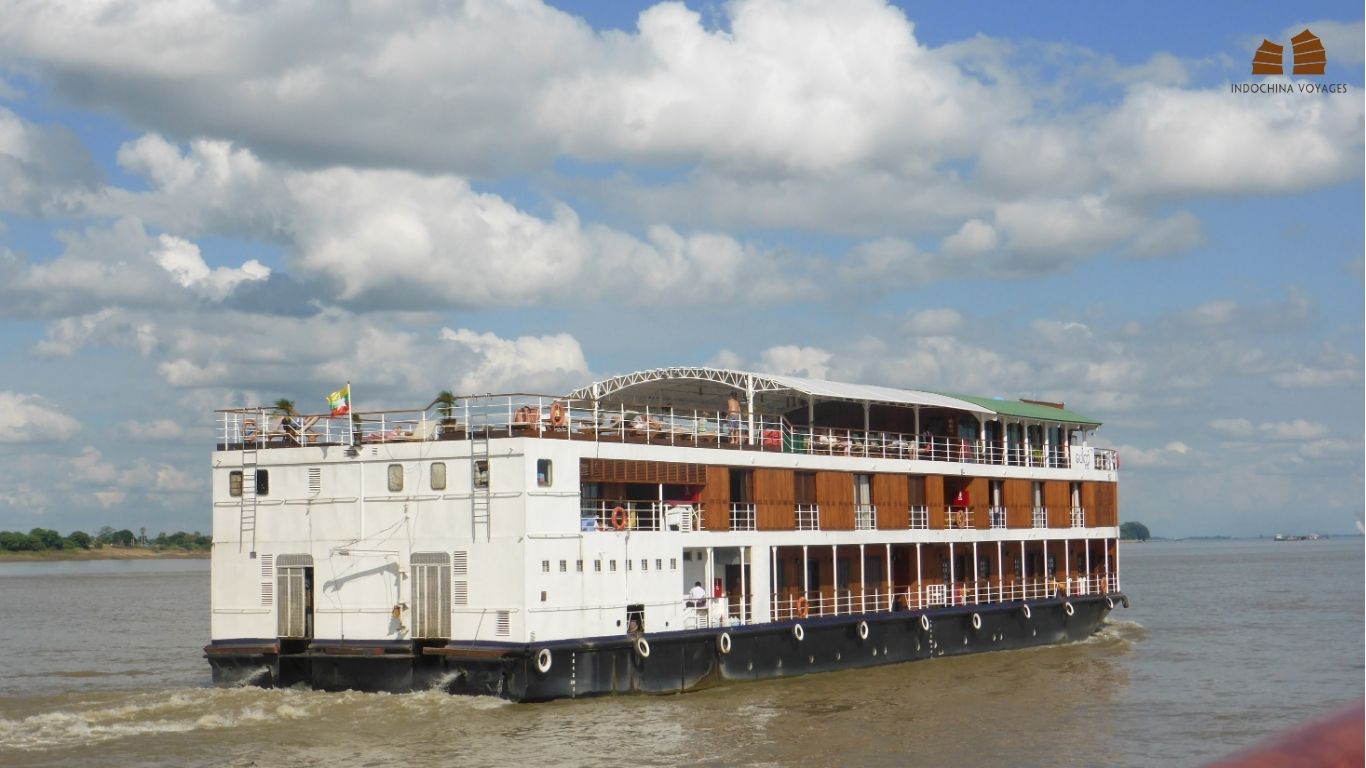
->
[239,447,258,553]
[470,427,491,541]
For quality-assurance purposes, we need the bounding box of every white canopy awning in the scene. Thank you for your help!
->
[566,367,993,414]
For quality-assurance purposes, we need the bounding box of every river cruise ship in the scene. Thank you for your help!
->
[206,367,1127,700]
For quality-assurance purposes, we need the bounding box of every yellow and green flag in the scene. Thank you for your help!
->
[326,384,351,417]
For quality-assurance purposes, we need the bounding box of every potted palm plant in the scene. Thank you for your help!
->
[432,390,460,439]
[274,398,299,445]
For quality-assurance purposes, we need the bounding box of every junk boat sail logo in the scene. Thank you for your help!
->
[1251,29,1325,76]
[1233,28,1348,94]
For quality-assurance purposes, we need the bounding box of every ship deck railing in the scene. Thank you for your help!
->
[215,395,1116,471]
[579,500,705,532]
[768,574,1121,620]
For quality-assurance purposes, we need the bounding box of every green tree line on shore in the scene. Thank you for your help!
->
[1119,521,1151,541]
[0,526,210,552]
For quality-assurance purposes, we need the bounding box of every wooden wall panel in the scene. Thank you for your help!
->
[1005,479,1031,528]
[580,459,706,484]
[755,468,795,530]
[873,473,909,529]
[926,475,946,528]
[701,465,730,531]
[1045,481,1070,528]
[816,471,854,530]
[967,476,988,529]
[1082,482,1098,526]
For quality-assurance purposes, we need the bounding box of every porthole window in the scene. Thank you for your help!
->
[536,459,553,487]
[387,464,403,492]
[431,462,447,491]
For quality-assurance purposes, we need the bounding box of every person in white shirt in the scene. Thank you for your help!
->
[688,581,706,608]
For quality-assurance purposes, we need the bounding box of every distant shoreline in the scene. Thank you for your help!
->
[0,548,210,562]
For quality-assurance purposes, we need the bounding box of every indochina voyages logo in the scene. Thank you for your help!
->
[1233,28,1349,94]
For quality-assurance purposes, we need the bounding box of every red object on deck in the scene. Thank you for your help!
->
[1204,700,1364,767]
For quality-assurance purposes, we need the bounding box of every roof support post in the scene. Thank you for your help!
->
[862,401,870,433]
[745,374,755,446]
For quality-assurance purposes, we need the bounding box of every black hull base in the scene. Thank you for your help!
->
[207,595,1125,702]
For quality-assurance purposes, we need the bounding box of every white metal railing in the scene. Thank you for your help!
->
[908,505,928,530]
[1070,506,1086,527]
[1032,506,1048,528]
[215,396,1118,472]
[854,504,877,530]
[988,506,1007,529]
[766,573,1122,620]
[578,500,665,532]
[946,506,974,529]
[729,503,756,531]
[795,504,820,530]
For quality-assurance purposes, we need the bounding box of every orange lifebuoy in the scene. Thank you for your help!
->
[550,401,566,428]
[611,506,628,531]
[795,595,809,619]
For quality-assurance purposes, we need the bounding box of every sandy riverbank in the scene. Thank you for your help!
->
[0,548,210,562]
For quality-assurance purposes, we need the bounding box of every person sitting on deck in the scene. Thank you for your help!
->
[688,581,706,608]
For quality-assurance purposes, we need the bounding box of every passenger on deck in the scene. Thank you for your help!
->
[688,581,706,608]
[725,392,742,444]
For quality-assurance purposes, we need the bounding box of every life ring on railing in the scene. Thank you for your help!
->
[795,595,809,619]
[535,648,552,673]
[717,632,732,655]
[241,419,257,440]
[634,636,650,658]
[550,401,566,428]
[611,506,628,531]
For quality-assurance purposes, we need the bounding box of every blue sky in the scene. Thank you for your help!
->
[0,0,1360,538]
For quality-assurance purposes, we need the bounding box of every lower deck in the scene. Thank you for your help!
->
[208,592,1125,701]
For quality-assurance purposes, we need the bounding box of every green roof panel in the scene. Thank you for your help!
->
[933,392,1101,426]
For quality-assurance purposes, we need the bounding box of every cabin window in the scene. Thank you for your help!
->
[670,558,677,570]
[595,559,602,572]
[536,459,553,487]
[853,475,872,507]
[656,558,663,571]
[576,560,583,572]
[473,460,489,489]
[387,464,403,492]
[559,560,567,573]
[541,560,550,573]
[431,462,447,491]
[978,557,991,580]
[255,469,269,496]
[229,471,242,497]
[641,559,648,571]
[610,560,617,572]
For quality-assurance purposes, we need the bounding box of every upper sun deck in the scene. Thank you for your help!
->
[215,367,1116,472]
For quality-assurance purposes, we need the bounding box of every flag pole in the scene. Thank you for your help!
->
[347,380,354,446]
